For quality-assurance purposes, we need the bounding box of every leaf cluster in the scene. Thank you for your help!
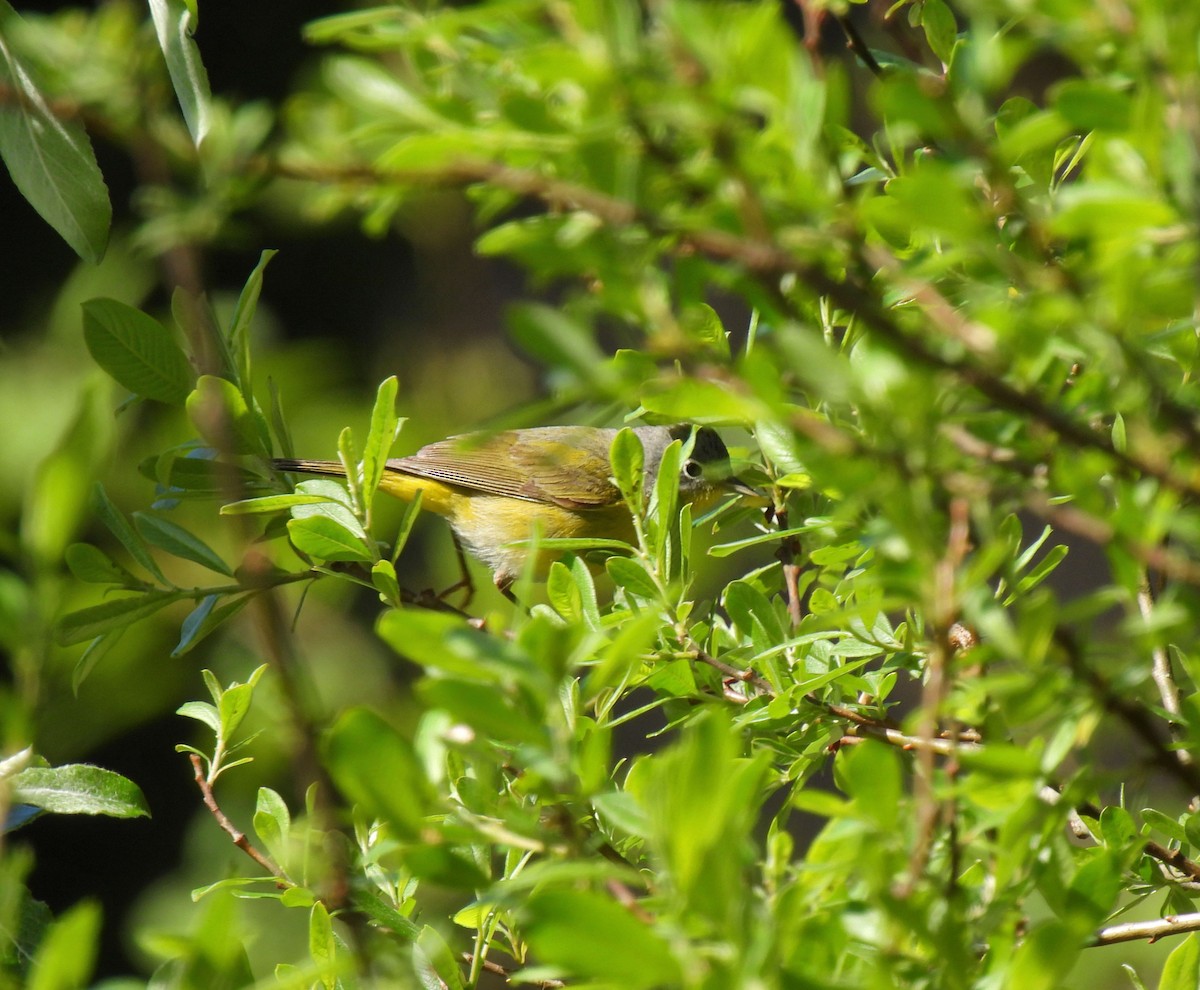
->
[4,0,1200,988]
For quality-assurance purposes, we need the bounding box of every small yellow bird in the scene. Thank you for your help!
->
[275,424,747,595]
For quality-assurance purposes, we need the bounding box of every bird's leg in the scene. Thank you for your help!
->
[494,573,518,604]
[435,534,476,608]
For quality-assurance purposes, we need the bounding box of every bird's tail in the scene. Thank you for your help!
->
[273,458,348,479]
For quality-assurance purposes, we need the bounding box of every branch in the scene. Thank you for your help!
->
[772,506,805,629]
[1139,574,1192,766]
[835,13,885,78]
[1090,911,1200,947]
[1054,628,1200,796]
[460,953,565,988]
[188,753,286,881]
[1041,787,1200,883]
[267,155,1200,505]
[901,497,971,894]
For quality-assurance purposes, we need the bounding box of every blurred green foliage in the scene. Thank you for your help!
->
[4,0,1200,988]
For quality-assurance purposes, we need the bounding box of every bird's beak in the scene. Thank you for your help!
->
[722,477,770,505]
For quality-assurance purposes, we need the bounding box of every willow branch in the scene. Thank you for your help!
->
[1090,911,1200,947]
[1139,574,1192,767]
[267,155,1200,504]
[189,753,286,881]
[1054,628,1200,796]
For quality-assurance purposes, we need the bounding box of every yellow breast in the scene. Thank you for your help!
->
[449,494,635,585]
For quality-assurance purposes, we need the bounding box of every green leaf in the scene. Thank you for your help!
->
[1141,808,1187,844]
[324,708,434,840]
[187,375,267,457]
[414,926,466,990]
[507,303,614,390]
[177,700,220,735]
[521,889,680,989]
[27,900,101,990]
[371,559,401,605]
[1158,934,1200,990]
[172,594,252,658]
[146,454,266,495]
[606,556,661,601]
[1012,544,1069,599]
[64,543,145,587]
[21,380,113,564]
[641,378,761,424]
[133,512,232,576]
[609,428,645,513]
[56,590,184,646]
[417,678,546,746]
[376,608,523,680]
[221,493,340,515]
[591,790,650,838]
[148,0,213,145]
[287,515,373,563]
[1111,412,1127,453]
[82,299,193,404]
[0,3,110,263]
[649,437,683,563]
[547,560,583,622]
[390,488,423,564]
[254,787,291,867]
[724,580,785,648]
[12,765,149,819]
[308,901,338,990]
[91,483,168,584]
[362,376,401,500]
[354,888,420,940]
[1053,79,1133,133]
[71,628,127,693]
[680,303,730,359]
[921,0,957,63]
[227,249,277,395]
[218,665,267,741]
[708,525,826,558]
[1008,921,1080,990]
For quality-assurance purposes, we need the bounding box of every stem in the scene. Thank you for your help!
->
[188,753,287,881]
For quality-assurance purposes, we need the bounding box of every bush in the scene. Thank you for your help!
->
[3,0,1200,988]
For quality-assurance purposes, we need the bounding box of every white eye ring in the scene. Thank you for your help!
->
[683,460,704,479]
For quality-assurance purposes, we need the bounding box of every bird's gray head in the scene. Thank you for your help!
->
[634,424,734,500]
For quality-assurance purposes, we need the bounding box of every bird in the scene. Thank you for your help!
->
[274,424,750,598]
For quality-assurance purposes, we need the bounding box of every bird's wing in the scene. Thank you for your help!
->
[387,428,623,509]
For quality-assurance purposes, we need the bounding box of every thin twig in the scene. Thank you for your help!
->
[939,422,1200,593]
[1139,574,1192,766]
[901,498,971,896]
[835,13,886,78]
[1041,787,1200,882]
[773,506,805,628]
[189,753,287,881]
[692,648,776,697]
[460,953,565,988]
[1090,911,1200,947]
[1054,628,1200,796]
[266,155,1200,506]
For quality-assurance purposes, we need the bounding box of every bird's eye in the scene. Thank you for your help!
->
[683,459,704,480]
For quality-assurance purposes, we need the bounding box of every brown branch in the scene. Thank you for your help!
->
[835,13,886,78]
[267,155,1200,505]
[1054,628,1200,796]
[461,953,565,988]
[1042,788,1200,883]
[900,498,971,895]
[189,753,286,881]
[1090,911,1200,947]
[1139,574,1192,767]
[772,506,805,629]
[692,648,776,698]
